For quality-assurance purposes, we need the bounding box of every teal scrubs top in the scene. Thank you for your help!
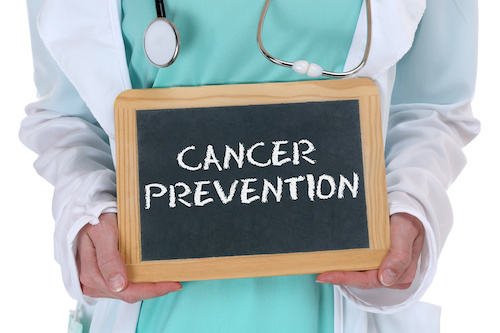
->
[121,1,362,332]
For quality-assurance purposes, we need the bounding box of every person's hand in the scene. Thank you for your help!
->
[76,213,182,303]
[316,212,425,290]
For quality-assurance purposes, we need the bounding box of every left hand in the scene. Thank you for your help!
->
[316,213,425,290]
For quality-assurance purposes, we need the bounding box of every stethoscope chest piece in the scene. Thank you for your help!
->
[144,17,180,68]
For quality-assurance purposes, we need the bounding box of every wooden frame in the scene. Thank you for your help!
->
[115,79,390,282]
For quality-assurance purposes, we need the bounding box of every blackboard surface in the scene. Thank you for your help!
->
[115,79,390,282]
[136,100,368,261]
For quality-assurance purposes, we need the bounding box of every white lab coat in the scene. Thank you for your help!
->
[20,0,479,332]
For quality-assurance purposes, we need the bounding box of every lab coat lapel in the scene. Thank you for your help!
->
[37,0,131,140]
[346,0,427,79]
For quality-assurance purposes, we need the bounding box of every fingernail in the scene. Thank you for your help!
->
[380,268,398,287]
[109,274,126,292]
[172,283,183,292]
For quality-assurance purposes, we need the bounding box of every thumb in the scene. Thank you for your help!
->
[98,251,128,293]
[378,243,412,287]
[92,213,129,293]
[378,213,422,287]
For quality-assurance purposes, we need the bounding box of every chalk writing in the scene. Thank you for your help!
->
[145,138,359,209]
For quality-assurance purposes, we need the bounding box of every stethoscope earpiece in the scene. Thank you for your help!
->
[144,0,180,68]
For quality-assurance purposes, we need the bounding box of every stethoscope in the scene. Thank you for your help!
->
[144,0,371,77]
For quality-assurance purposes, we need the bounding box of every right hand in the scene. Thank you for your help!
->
[76,213,182,303]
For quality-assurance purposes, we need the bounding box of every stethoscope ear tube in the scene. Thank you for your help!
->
[257,0,372,78]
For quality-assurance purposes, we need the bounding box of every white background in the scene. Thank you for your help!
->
[1,2,498,332]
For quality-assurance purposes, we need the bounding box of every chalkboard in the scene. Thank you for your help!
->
[115,79,390,282]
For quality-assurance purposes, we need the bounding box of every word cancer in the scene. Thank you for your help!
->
[177,139,317,171]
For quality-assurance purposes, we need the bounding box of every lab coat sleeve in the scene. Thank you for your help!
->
[337,0,480,312]
[19,0,116,305]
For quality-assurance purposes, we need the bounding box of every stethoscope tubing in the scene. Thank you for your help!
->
[149,0,372,76]
[257,0,372,78]
[156,0,166,18]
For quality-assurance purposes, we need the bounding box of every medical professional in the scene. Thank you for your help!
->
[20,0,479,332]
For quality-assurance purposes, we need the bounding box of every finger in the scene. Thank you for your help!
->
[117,282,183,304]
[378,213,424,287]
[316,270,383,289]
[83,281,183,303]
[82,284,115,299]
